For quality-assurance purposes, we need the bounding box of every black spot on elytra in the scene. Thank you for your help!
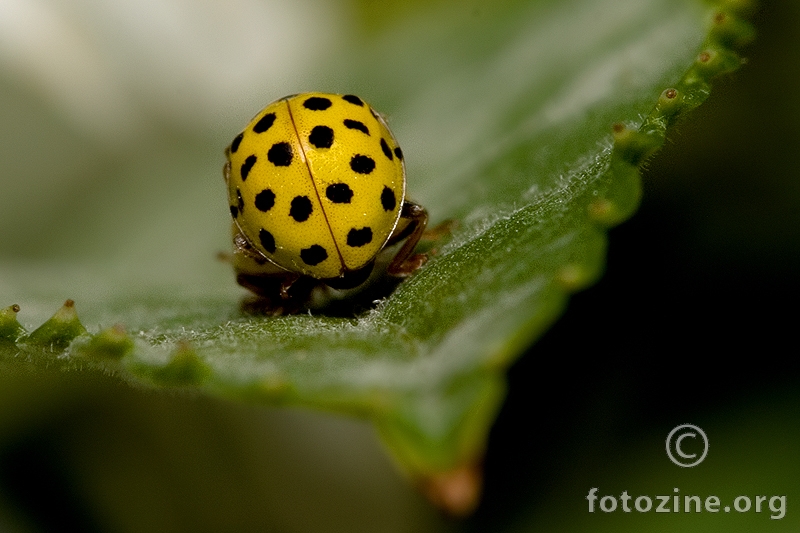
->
[259,229,276,254]
[394,147,403,160]
[267,142,293,166]
[347,227,373,247]
[309,125,334,148]
[350,154,375,174]
[230,133,243,154]
[380,138,393,161]
[381,186,396,212]
[326,183,353,203]
[253,112,276,133]
[303,97,332,111]
[342,94,364,106]
[255,189,275,212]
[290,196,312,222]
[241,155,257,180]
[344,119,369,135]
[301,244,328,266]
[229,205,238,218]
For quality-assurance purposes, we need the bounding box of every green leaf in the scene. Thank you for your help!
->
[0,0,752,514]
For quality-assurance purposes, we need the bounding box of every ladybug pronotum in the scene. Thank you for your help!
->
[224,92,428,311]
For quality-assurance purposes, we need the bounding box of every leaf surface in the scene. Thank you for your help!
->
[0,0,752,510]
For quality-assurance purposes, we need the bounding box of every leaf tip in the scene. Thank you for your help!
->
[258,373,294,400]
[611,124,661,166]
[655,87,683,117]
[587,194,633,227]
[147,341,212,386]
[418,463,483,517]
[76,324,135,361]
[718,0,758,17]
[709,8,756,49]
[690,47,743,81]
[555,263,597,292]
[0,304,26,344]
[23,299,88,351]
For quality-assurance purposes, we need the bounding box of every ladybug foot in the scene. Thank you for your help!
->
[279,273,302,300]
[389,253,428,277]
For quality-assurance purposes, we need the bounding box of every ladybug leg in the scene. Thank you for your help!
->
[387,201,429,277]
[233,228,267,261]
[237,272,315,315]
[278,273,303,300]
[223,160,231,185]
[231,227,314,314]
[420,218,458,243]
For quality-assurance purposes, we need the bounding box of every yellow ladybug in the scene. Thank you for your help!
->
[224,92,428,310]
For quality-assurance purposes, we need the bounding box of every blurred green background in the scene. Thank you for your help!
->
[0,0,798,531]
